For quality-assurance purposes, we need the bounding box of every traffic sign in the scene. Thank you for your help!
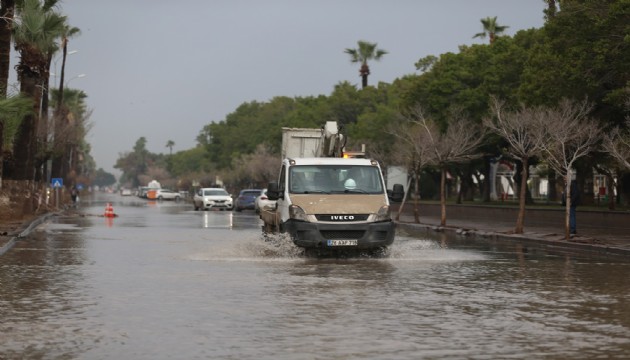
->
[52,178,63,188]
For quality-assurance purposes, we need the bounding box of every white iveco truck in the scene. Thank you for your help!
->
[260,122,404,255]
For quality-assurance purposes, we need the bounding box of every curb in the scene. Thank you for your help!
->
[0,212,58,256]
[396,221,630,257]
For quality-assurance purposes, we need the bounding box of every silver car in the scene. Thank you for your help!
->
[155,189,182,201]
[193,188,233,211]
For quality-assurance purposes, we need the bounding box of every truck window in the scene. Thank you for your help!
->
[289,165,383,194]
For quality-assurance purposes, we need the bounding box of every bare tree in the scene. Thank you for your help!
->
[537,99,601,240]
[603,93,630,170]
[603,121,630,170]
[484,98,546,233]
[417,107,486,226]
[389,107,437,222]
[230,144,281,187]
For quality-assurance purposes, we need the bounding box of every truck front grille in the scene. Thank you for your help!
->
[320,230,365,240]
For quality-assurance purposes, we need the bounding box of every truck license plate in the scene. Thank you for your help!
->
[327,240,358,246]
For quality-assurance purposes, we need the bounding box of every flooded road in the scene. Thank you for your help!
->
[1,193,629,359]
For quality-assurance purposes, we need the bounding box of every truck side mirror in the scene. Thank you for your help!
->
[267,182,282,200]
[390,184,404,202]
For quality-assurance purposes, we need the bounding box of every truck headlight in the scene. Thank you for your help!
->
[374,205,391,221]
[289,205,309,221]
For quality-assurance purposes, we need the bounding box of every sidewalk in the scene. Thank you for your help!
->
[394,204,630,256]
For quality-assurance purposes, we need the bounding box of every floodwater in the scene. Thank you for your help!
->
[1,193,629,359]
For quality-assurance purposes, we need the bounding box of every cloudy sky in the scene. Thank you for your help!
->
[11,0,546,177]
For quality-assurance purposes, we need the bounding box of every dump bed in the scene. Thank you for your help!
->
[281,127,322,158]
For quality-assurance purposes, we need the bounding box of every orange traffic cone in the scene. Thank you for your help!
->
[104,203,116,217]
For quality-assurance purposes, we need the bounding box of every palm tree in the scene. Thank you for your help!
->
[51,23,80,180]
[0,94,32,187]
[50,87,89,183]
[473,16,509,44]
[10,0,65,180]
[0,0,16,98]
[166,140,175,155]
[344,40,387,89]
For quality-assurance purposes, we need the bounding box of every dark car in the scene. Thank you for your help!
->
[234,189,262,212]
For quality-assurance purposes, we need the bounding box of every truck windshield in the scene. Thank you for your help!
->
[289,165,384,194]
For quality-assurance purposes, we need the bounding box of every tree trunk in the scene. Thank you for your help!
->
[413,171,420,223]
[564,175,571,240]
[440,166,446,226]
[11,64,42,181]
[481,157,491,202]
[0,0,14,97]
[515,157,528,234]
[607,172,615,210]
[51,40,69,179]
[359,63,369,89]
[0,0,14,187]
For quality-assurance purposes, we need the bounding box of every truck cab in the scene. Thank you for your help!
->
[265,157,397,253]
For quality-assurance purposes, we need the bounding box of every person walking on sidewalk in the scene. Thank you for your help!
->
[71,186,79,207]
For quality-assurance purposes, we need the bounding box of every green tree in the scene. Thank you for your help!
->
[520,0,629,126]
[115,137,165,187]
[344,40,387,89]
[92,167,115,187]
[473,16,509,44]
[10,0,65,180]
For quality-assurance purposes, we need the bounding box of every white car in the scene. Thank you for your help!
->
[155,189,181,201]
[193,188,233,211]
[254,188,276,214]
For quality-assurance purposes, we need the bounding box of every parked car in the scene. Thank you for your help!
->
[234,189,262,212]
[193,188,233,211]
[120,188,133,196]
[254,188,276,213]
[155,189,181,201]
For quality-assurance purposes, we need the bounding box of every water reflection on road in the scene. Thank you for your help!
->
[1,193,629,359]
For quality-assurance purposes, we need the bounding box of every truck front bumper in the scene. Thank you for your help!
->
[283,220,395,250]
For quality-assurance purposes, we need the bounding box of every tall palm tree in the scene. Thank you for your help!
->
[0,94,32,187]
[344,40,387,89]
[50,87,89,183]
[0,0,16,98]
[473,16,509,44]
[0,0,16,186]
[51,23,80,180]
[10,0,65,180]
[166,140,175,155]
[544,0,558,20]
